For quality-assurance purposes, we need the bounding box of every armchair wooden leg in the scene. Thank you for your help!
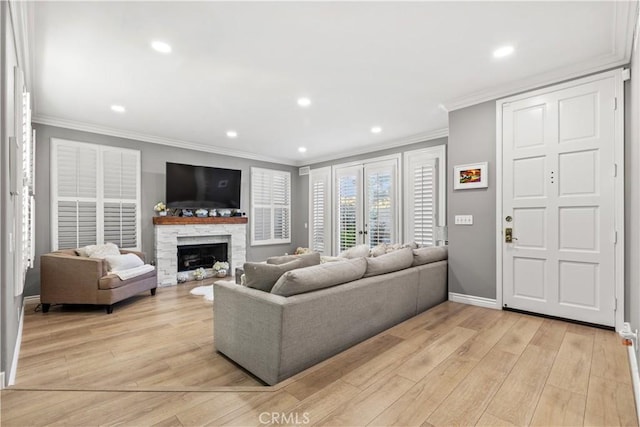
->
[42,304,50,313]
[106,305,114,314]
[151,288,157,296]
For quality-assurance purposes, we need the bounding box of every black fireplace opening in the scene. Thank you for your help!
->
[177,243,228,272]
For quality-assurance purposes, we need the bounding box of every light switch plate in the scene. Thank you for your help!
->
[455,215,473,225]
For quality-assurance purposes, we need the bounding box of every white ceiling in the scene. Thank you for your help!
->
[31,1,636,166]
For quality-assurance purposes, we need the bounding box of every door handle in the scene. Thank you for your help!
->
[505,228,518,243]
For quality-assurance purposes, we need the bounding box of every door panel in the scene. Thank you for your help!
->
[502,76,617,326]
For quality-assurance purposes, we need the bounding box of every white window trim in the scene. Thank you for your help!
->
[251,167,292,246]
[50,138,141,250]
[308,166,332,255]
[403,145,447,245]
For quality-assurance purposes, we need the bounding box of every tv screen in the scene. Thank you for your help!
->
[166,162,241,209]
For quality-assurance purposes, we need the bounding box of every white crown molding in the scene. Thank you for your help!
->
[445,2,636,112]
[299,128,449,167]
[445,53,628,112]
[32,115,298,166]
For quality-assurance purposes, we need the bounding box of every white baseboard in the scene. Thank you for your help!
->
[8,306,25,386]
[23,294,40,305]
[625,343,640,424]
[448,292,499,310]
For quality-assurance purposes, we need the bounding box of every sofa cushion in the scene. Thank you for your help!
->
[338,244,370,259]
[105,253,144,272]
[98,269,157,290]
[271,258,367,297]
[266,252,321,268]
[79,243,120,259]
[243,258,305,292]
[412,246,448,266]
[363,247,413,278]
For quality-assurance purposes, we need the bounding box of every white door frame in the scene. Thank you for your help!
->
[495,68,625,330]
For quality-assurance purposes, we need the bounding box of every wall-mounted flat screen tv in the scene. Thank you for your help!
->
[166,162,241,209]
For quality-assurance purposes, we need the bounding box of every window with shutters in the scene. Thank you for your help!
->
[251,167,291,245]
[309,167,332,254]
[333,157,399,254]
[404,146,446,246]
[51,139,141,250]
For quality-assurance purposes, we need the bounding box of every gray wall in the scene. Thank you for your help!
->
[1,0,26,384]
[447,101,496,299]
[25,124,307,296]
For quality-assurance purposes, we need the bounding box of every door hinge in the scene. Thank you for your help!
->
[614,97,618,110]
[614,163,618,177]
[623,68,631,81]
[614,297,618,311]
[613,230,618,244]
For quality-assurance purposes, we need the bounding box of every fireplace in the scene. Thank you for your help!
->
[177,243,228,272]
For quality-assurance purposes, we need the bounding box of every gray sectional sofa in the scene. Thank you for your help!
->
[213,246,448,385]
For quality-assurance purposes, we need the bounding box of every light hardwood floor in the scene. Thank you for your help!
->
[1,283,637,426]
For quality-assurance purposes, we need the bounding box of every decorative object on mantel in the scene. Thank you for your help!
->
[193,267,206,281]
[182,209,194,217]
[177,272,188,283]
[453,162,489,190]
[213,261,229,278]
[154,201,167,216]
[195,208,208,218]
[209,209,217,217]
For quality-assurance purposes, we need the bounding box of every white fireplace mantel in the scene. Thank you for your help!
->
[153,217,247,286]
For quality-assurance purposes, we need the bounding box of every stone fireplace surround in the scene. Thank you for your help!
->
[153,217,247,286]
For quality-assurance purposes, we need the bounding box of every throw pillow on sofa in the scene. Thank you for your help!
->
[412,246,448,266]
[271,257,367,297]
[243,258,305,292]
[266,252,321,268]
[363,247,413,278]
[105,253,144,272]
[338,244,370,259]
[78,243,120,258]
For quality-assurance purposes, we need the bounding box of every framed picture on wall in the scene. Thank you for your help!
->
[453,162,488,190]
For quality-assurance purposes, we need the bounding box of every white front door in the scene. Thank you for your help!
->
[501,72,622,327]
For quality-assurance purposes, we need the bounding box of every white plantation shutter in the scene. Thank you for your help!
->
[365,162,396,247]
[309,167,332,254]
[53,142,98,249]
[251,168,291,245]
[52,139,141,250]
[103,149,140,248]
[335,166,362,253]
[404,146,446,246]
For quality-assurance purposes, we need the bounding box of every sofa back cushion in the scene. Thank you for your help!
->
[244,258,305,292]
[363,247,413,278]
[412,246,448,266]
[266,252,321,268]
[271,257,367,297]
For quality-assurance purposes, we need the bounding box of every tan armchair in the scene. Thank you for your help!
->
[40,249,157,314]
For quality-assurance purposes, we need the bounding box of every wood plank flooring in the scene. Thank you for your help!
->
[1,283,637,426]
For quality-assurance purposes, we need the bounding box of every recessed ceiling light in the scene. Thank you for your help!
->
[298,147,307,153]
[226,130,238,138]
[493,45,514,58]
[371,126,382,134]
[151,41,172,54]
[297,97,311,107]
[110,105,126,113]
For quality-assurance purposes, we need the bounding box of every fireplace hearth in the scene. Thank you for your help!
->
[177,243,228,272]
